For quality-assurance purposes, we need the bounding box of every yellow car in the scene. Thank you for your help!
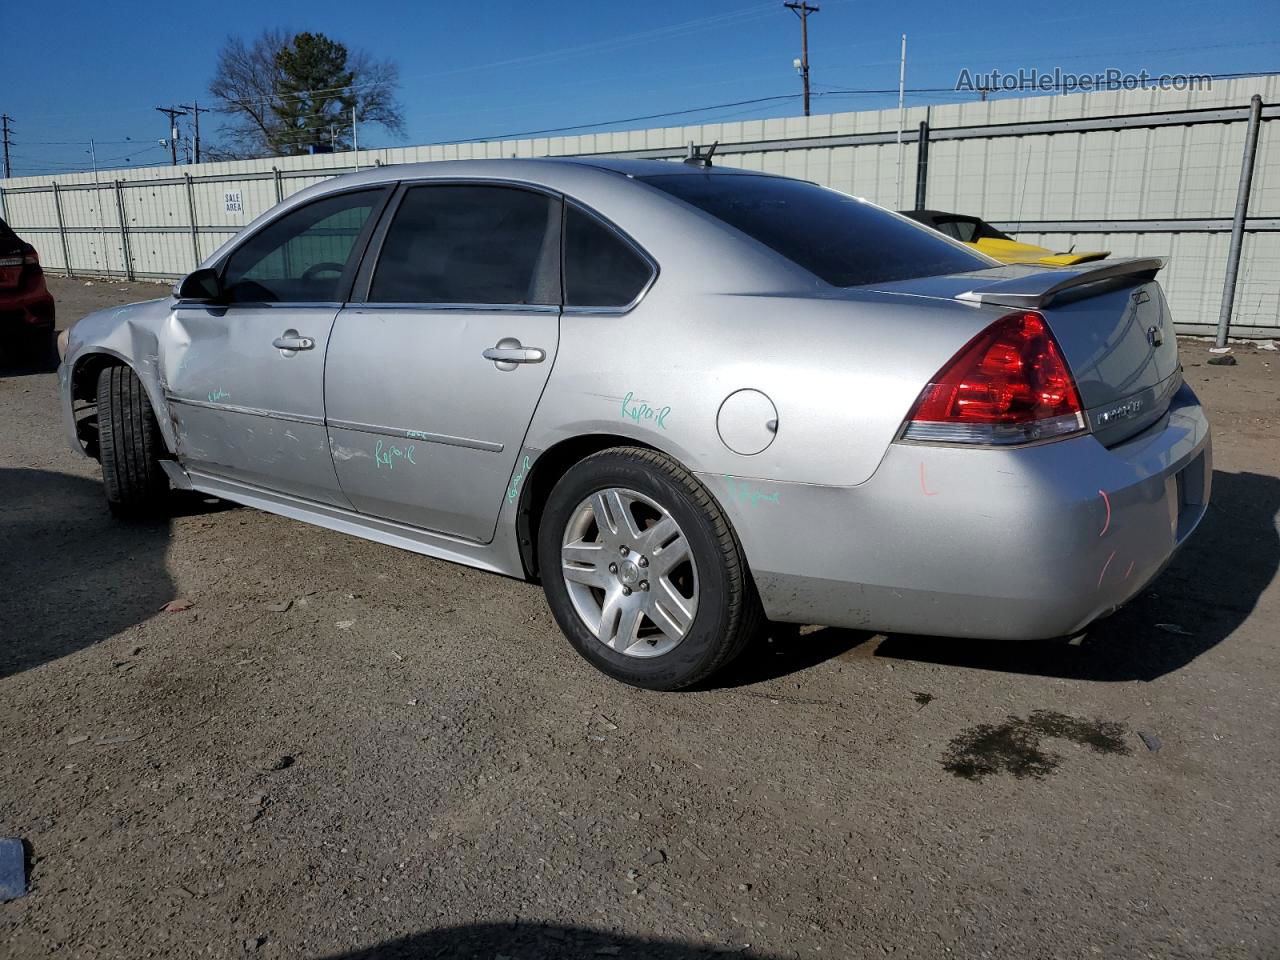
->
[901,209,1109,267]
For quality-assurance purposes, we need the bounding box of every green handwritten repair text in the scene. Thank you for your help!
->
[207,388,230,403]
[725,476,779,507]
[621,391,671,429]
[507,455,532,503]
[375,439,416,469]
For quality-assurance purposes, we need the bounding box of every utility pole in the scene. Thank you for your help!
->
[0,114,12,179]
[784,1,820,116]
[352,104,359,171]
[155,105,188,165]
[177,101,210,164]
[895,34,907,208]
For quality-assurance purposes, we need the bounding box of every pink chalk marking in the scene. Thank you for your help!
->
[920,462,938,497]
[1097,550,1116,589]
[1098,489,1111,537]
[1124,559,1135,580]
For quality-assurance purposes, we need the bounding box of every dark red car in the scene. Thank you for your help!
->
[0,216,56,366]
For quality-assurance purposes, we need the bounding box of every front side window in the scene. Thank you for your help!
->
[563,206,653,308]
[222,189,381,303]
[370,185,559,305]
[640,174,990,287]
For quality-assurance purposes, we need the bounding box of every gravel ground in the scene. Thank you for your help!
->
[1,276,1277,960]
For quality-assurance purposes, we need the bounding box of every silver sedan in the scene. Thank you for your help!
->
[58,157,1212,689]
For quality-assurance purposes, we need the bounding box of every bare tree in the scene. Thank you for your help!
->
[208,29,406,159]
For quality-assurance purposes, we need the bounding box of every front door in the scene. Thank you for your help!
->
[165,187,386,506]
[324,183,562,542]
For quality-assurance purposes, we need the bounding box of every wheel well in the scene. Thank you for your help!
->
[68,353,128,460]
[70,353,119,405]
[517,433,659,580]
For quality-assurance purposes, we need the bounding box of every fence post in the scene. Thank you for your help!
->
[1216,94,1264,347]
[113,180,135,281]
[914,119,931,211]
[51,182,73,277]
[184,173,200,271]
[273,166,283,204]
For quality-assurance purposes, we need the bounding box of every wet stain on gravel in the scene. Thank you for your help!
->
[943,710,1130,781]
[912,691,936,707]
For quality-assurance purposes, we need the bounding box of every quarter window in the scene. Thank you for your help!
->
[222,189,381,303]
[370,185,559,305]
[563,206,653,308]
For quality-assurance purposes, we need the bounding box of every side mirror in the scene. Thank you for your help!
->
[176,267,223,302]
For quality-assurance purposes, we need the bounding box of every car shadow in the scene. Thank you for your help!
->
[0,467,226,680]
[315,922,783,959]
[714,470,1279,687]
[0,344,58,377]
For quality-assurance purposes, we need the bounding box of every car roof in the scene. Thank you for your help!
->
[348,155,778,187]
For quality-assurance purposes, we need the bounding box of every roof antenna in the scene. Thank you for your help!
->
[683,140,719,168]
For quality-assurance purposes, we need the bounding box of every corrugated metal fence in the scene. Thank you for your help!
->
[2,75,1277,337]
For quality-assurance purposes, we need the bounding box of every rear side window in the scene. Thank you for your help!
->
[640,174,988,287]
[563,206,653,308]
[222,189,381,303]
[370,185,559,305]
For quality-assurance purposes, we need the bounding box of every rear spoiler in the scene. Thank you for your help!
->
[955,257,1165,310]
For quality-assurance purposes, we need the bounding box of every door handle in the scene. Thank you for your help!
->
[483,346,545,363]
[483,338,545,370]
[272,330,315,353]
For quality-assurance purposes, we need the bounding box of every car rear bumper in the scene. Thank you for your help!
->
[709,382,1211,640]
[0,283,55,335]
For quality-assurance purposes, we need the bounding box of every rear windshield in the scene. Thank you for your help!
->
[640,174,988,287]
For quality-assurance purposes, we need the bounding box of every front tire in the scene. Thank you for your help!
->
[538,446,762,690]
[97,364,169,519]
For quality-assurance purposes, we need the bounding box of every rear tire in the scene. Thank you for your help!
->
[97,364,169,519]
[538,446,762,690]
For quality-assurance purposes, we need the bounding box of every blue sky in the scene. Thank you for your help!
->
[4,0,1276,176]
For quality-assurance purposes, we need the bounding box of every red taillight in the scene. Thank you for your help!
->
[903,311,1085,445]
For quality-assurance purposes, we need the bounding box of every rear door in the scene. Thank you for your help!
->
[324,182,562,542]
[166,187,387,505]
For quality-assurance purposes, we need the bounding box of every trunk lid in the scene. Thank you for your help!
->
[871,258,1181,446]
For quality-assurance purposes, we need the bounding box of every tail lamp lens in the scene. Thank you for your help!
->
[902,311,1085,445]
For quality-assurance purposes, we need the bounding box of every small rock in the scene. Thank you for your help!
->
[130,646,143,656]
[597,714,618,731]
[738,882,752,892]
[335,620,354,630]
[642,849,666,866]
[1207,355,1237,366]
[268,755,295,771]
[161,598,194,613]
[1137,731,1162,752]
[66,735,89,746]
[264,600,292,613]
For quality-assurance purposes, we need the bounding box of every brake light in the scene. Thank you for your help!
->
[23,251,39,266]
[902,311,1085,445]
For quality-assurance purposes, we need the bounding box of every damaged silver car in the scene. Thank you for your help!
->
[59,157,1211,689]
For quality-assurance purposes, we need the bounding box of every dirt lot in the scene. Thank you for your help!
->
[1,276,1277,959]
